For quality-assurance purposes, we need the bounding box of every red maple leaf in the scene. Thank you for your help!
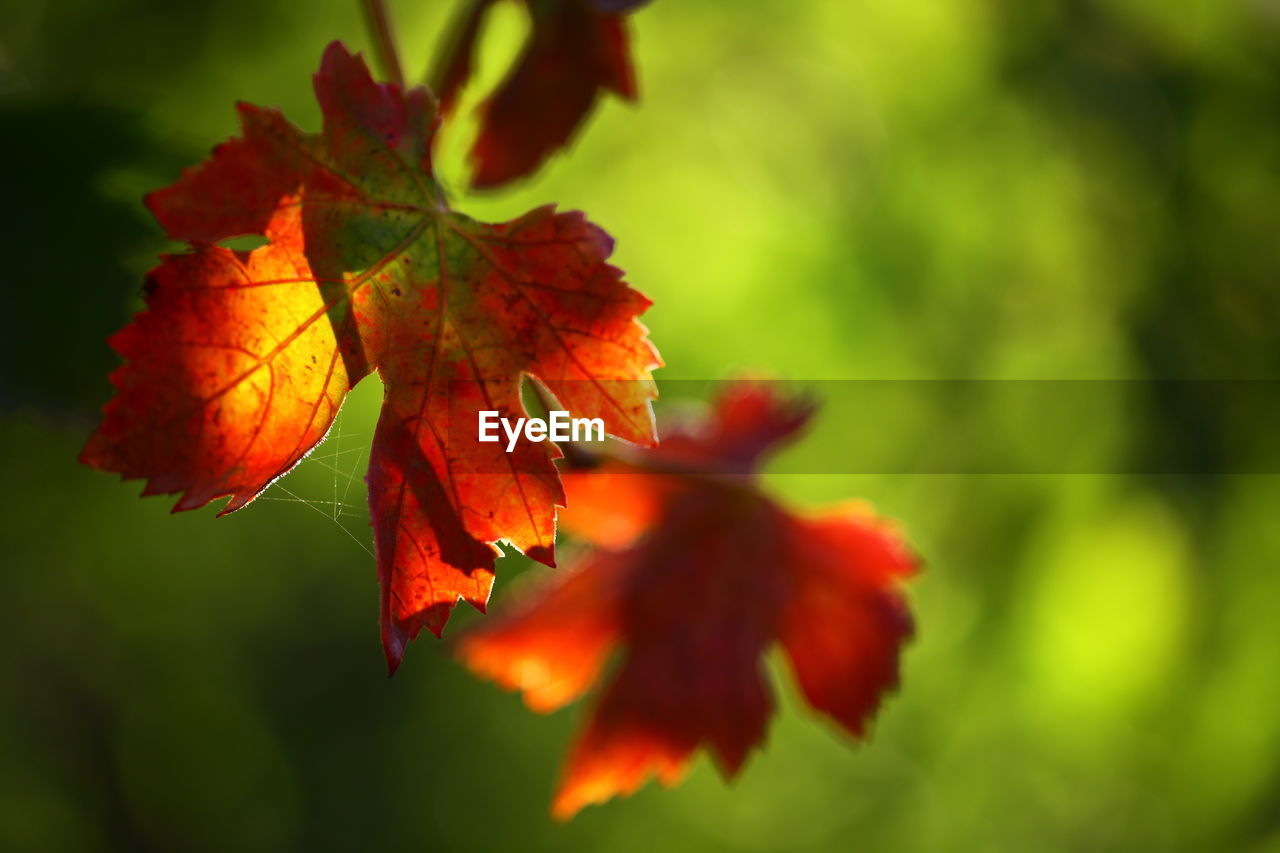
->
[79,41,661,672]
[433,0,648,188]
[457,383,919,817]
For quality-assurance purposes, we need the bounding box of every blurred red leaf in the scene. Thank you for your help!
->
[80,42,660,672]
[433,0,647,188]
[458,383,919,817]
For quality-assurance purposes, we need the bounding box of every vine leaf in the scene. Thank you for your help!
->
[433,0,649,188]
[458,383,918,817]
[80,42,661,672]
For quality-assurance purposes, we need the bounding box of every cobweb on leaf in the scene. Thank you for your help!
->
[256,405,374,557]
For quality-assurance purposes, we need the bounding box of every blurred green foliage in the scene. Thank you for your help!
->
[2,0,1280,850]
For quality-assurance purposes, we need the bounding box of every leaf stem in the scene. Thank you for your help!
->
[361,0,406,88]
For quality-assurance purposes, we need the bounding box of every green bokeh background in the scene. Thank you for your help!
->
[3,0,1280,850]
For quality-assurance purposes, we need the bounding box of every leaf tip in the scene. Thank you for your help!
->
[525,543,556,568]
[382,631,406,677]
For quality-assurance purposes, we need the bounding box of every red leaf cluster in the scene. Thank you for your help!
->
[80,42,660,671]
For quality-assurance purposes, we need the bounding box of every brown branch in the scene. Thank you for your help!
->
[361,0,405,88]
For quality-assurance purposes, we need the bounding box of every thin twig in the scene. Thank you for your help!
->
[361,0,405,88]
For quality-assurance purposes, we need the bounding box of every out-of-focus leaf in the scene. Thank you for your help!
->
[459,383,918,817]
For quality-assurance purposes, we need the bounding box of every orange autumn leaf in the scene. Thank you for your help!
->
[457,383,918,817]
[80,42,660,672]
[433,0,648,188]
